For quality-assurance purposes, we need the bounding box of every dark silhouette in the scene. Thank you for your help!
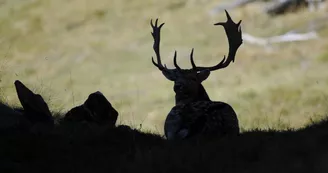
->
[0,102,29,132]
[0,80,54,134]
[0,81,119,135]
[1,103,328,173]
[64,91,118,127]
[14,80,54,125]
[150,10,243,140]
[0,79,328,173]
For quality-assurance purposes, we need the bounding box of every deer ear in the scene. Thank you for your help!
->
[83,91,118,126]
[197,70,210,82]
[162,71,177,81]
[14,80,53,122]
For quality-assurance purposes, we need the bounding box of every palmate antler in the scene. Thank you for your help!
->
[151,10,243,73]
[150,18,166,71]
[150,18,185,72]
[193,10,243,71]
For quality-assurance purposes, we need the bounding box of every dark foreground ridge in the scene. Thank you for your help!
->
[1,113,328,173]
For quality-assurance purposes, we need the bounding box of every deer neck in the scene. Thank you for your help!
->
[196,84,211,101]
[175,84,211,105]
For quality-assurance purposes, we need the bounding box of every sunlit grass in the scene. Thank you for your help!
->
[0,0,328,134]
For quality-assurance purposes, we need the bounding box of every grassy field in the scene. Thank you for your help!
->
[0,0,328,134]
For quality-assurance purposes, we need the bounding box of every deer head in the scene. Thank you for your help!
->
[150,10,243,105]
[64,91,118,127]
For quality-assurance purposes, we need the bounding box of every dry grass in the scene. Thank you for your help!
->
[0,0,328,134]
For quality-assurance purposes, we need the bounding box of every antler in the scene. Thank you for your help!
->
[151,19,167,71]
[151,10,242,73]
[151,19,183,72]
[191,10,243,71]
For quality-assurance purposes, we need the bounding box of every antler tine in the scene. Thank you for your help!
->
[173,51,182,71]
[151,18,166,71]
[194,10,243,72]
[189,48,198,70]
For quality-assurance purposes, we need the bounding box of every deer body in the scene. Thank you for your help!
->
[150,10,243,140]
[165,101,239,140]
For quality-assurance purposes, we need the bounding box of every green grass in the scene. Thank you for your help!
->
[1,0,328,134]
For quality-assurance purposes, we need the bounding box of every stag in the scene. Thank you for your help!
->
[150,10,243,140]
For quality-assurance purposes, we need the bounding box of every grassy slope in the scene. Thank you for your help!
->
[0,0,328,134]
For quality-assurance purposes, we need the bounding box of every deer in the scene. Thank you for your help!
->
[64,91,119,127]
[0,80,55,134]
[57,91,119,137]
[14,80,119,128]
[150,10,243,140]
[0,80,119,135]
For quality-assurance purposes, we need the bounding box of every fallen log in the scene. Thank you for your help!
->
[265,0,325,16]
[209,0,256,15]
[242,31,318,46]
[209,0,326,16]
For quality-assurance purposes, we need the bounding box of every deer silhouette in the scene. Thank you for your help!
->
[0,80,55,134]
[64,91,119,127]
[150,10,243,140]
[0,80,119,135]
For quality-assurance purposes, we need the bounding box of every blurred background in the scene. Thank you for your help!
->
[0,0,327,134]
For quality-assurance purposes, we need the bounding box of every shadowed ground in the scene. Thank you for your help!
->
[1,114,328,173]
[0,0,328,133]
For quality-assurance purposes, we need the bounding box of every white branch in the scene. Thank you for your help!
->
[242,31,318,46]
[209,0,256,16]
